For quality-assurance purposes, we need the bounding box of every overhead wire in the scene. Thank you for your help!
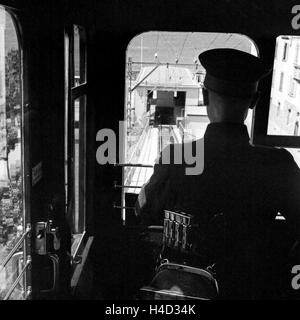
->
[161,32,177,59]
[233,36,245,49]
[154,31,160,63]
[223,34,232,46]
[177,33,189,64]
[207,33,219,50]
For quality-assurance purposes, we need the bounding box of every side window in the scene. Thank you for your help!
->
[64,25,87,261]
[119,32,258,223]
[0,7,30,300]
[268,35,300,166]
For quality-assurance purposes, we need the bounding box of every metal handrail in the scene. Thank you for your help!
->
[178,121,197,141]
[0,224,31,273]
[114,183,142,189]
[113,204,135,210]
[125,119,151,188]
[3,257,31,300]
[169,126,180,144]
[114,163,154,168]
[127,116,150,164]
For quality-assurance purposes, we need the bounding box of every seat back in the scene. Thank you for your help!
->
[138,262,219,300]
[138,210,220,300]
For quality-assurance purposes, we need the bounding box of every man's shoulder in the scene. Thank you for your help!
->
[168,139,204,151]
[161,139,204,162]
[250,144,295,165]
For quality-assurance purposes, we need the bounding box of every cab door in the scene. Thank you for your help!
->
[21,3,71,299]
[27,16,91,299]
[26,17,90,299]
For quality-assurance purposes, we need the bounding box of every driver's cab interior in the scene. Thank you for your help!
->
[0,0,299,300]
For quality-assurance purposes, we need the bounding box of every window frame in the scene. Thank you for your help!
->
[121,31,259,224]
[0,5,31,300]
[64,24,87,262]
[253,36,300,148]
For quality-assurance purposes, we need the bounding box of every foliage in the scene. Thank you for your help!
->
[5,49,21,154]
[6,126,18,152]
[5,49,21,113]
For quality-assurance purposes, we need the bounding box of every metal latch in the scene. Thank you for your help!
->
[35,220,61,255]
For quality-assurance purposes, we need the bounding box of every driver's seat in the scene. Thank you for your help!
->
[138,210,219,300]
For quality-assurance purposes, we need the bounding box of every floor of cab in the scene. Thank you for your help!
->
[90,225,157,300]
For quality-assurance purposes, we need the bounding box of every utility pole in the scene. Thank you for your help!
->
[127,57,133,130]
[141,36,143,66]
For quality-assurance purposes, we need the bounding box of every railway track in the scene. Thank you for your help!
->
[124,125,181,193]
[158,125,180,153]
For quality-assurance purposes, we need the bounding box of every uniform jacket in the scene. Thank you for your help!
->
[135,122,300,298]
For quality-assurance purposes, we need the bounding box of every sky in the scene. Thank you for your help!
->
[126,31,254,72]
[3,9,19,54]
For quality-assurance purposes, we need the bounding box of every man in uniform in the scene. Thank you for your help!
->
[135,48,300,299]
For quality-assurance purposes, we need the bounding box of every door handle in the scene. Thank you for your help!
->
[11,252,24,291]
[40,254,59,293]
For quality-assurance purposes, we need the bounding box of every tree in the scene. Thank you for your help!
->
[5,49,21,155]
[4,49,21,183]
[6,125,18,152]
[5,49,21,116]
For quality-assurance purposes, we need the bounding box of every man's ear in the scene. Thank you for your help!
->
[249,91,261,109]
[202,87,209,105]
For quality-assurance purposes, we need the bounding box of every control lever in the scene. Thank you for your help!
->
[35,222,47,255]
[48,220,61,251]
[35,220,61,255]
[53,229,61,251]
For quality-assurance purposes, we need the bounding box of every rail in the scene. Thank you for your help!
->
[169,126,180,144]
[125,117,150,187]
[117,124,181,222]
[113,203,135,211]
[127,116,150,164]
[178,121,197,142]
[114,182,143,189]
[114,163,153,168]
[158,125,180,153]
[0,224,31,274]
[3,257,31,300]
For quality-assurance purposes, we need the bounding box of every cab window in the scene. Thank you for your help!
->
[268,35,300,167]
[119,32,258,223]
[0,6,29,300]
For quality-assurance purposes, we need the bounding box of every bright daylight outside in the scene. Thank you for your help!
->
[123,32,257,197]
